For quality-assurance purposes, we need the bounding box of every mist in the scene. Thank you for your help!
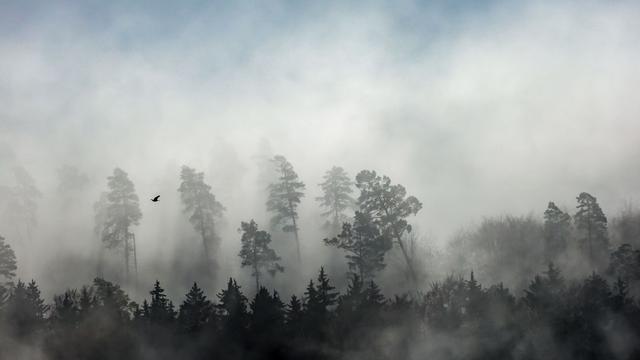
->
[1,1,640,359]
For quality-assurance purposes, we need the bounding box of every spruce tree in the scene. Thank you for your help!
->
[574,192,609,269]
[249,287,285,338]
[148,280,176,324]
[543,201,572,262]
[178,282,213,333]
[6,280,48,337]
[317,166,355,234]
[266,155,305,261]
[355,170,422,283]
[238,220,284,291]
[100,168,142,283]
[285,295,304,336]
[217,278,248,341]
[178,166,225,274]
[324,211,391,281]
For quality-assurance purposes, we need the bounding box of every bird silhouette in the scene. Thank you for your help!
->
[151,195,160,202]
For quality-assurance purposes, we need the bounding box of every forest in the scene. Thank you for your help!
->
[1,158,640,360]
[2,1,640,359]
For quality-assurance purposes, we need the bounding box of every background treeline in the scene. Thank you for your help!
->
[1,256,640,359]
[2,156,640,359]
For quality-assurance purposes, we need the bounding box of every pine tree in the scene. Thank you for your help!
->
[267,155,305,261]
[217,278,248,341]
[317,166,355,234]
[465,271,484,320]
[285,295,304,336]
[5,280,48,337]
[325,211,392,281]
[249,287,285,338]
[178,282,213,333]
[238,220,284,291]
[355,170,422,284]
[100,168,142,283]
[543,201,571,262]
[178,166,225,274]
[92,277,131,321]
[316,267,339,309]
[148,280,176,324]
[0,235,17,283]
[574,192,609,269]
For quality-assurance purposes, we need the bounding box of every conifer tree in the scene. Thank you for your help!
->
[574,192,609,268]
[5,280,48,337]
[285,295,304,336]
[267,155,305,261]
[543,202,572,262]
[325,212,391,281]
[317,166,355,234]
[148,280,176,324]
[178,166,225,274]
[178,282,213,333]
[217,278,248,341]
[100,168,142,283]
[249,287,285,338]
[355,170,422,283]
[316,267,339,309]
[238,220,284,291]
[0,235,17,283]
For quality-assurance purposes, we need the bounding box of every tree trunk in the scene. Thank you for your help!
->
[288,199,301,262]
[123,229,130,284]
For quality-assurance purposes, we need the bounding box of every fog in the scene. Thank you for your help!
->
[1,0,640,346]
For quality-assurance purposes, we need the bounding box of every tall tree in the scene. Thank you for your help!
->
[574,192,609,268]
[100,168,142,283]
[0,235,17,283]
[178,166,225,274]
[249,287,286,340]
[217,278,249,342]
[238,220,284,291]
[324,212,391,281]
[148,280,176,324]
[267,155,305,261]
[355,170,422,283]
[178,282,213,333]
[543,202,572,263]
[317,166,355,234]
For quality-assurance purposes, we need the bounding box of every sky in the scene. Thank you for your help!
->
[1,0,640,297]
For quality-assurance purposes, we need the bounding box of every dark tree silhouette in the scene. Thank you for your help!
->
[5,279,48,337]
[543,201,572,262]
[216,278,249,343]
[267,155,305,261]
[325,211,391,281]
[100,168,142,283]
[317,166,355,234]
[178,282,213,333]
[238,220,284,291]
[575,192,609,269]
[148,280,176,324]
[178,165,225,274]
[355,170,422,283]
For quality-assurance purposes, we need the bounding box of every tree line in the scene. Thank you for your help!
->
[1,239,640,359]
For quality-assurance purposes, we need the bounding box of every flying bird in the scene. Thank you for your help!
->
[151,195,160,202]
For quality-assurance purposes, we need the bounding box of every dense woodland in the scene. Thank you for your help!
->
[1,156,640,359]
